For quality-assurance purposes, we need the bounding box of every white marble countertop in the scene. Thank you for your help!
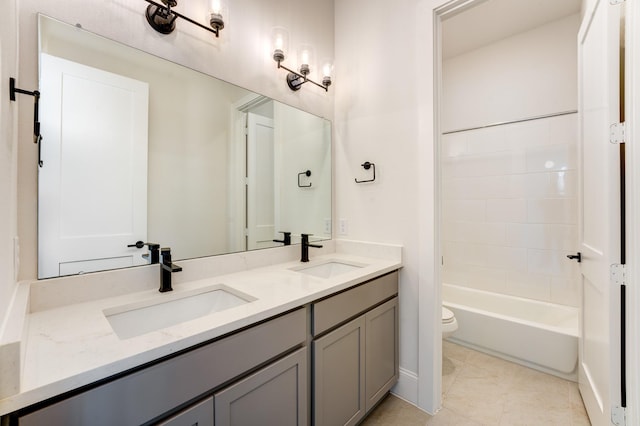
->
[0,240,401,416]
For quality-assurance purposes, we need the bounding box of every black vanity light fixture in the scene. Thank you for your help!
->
[272,27,333,92]
[144,0,227,37]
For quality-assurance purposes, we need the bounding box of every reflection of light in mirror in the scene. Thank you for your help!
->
[557,167,567,194]
[544,160,555,169]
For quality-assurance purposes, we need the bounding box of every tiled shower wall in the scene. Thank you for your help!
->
[441,113,580,307]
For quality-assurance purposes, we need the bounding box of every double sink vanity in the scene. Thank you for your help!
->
[0,240,402,425]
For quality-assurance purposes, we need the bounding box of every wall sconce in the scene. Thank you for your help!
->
[144,0,226,37]
[271,28,332,92]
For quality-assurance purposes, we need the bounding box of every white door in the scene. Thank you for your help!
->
[246,112,275,250]
[577,1,622,424]
[38,54,149,278]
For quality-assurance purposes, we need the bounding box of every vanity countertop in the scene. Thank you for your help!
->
[0,242,401,416]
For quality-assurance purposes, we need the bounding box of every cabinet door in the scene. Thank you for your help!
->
[157,396,214,426]
[214,348,307,426]
[313,316,365,426]
[365,297,399,412]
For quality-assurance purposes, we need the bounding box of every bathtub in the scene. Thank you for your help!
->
[443,283,579,380]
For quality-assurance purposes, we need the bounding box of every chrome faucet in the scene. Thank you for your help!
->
[301,234,323,262]
[160,247,182,292]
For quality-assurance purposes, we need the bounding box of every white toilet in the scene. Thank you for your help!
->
[442,307,458,339]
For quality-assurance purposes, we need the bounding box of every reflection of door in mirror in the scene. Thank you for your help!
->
[247,112,276,250]
[38,53,149,279]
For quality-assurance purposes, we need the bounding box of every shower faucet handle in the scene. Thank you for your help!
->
[566,252,581,263]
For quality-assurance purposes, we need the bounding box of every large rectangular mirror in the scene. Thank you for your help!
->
[37,15,331,279]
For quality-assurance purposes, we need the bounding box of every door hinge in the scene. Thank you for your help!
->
[612,405,626,426]
[611,264,627,286]
[610,122,626,144]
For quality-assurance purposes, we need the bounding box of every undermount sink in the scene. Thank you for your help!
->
[291,260,366,279]
[104,285,255,339]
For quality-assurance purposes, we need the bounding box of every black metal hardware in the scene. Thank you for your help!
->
[275,60,330,92]
[301,233,323,263]
[566,252,582,263]
[355,161,376,183]
[273,231,292,246]
[160,247,182,292]
[128,241,161,264]
[298,170,312,187]
[144,0,221,37]
[10,78,43,167]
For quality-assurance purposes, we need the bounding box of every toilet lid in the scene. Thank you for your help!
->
[442,307,455,323]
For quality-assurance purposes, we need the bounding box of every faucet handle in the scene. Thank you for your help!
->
[273,231,292,246]
[128,241,160,264]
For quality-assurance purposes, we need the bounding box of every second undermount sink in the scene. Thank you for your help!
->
[291,260,366,279]
[104,285,256,339]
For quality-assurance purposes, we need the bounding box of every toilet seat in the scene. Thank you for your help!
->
[442,307,455,323]
[442,307,458,338]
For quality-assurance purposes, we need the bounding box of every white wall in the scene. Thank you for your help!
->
[0,0,19,328]
[442,14,580,132]
[14,0,334,280]
[335,0,425,406]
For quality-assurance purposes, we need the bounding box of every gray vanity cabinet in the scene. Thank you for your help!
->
[15,308,306,426]
[215,347,307,426]
[311,271,399,426]
[157,396,214,426]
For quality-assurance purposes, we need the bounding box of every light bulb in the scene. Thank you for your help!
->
[209,0,227,31]
[210,0,222,14]
[297,44,314,76]
[301,50,310,66]
[272,27,289,62]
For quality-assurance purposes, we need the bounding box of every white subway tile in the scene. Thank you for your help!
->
[550,275,580,307]
[527,198,577,224]
[507,224,577,250]
[525,143,576,173]
[508,119,550,149]
[466,126,510,155]
[465,222,507,245]
[505,271,552,301]
[486,199,527,223]
[442,200,486,222]
[441,132,469,158]
[548,114,578,146]
[527,249,578,277]
[523,171,577,198]
[466,266,507,293]
[442,265,470,287]
[485,246,528,271]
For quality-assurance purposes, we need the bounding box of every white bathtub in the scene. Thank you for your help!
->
[443,283,579,380]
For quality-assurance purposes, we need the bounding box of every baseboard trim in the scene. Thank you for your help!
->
[391,367,418,405]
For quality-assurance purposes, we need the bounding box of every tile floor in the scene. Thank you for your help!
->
[361,341,591,425]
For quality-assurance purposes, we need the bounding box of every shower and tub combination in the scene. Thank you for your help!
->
[439,111,581,380]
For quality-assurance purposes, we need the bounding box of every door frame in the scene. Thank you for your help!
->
[624,1,640,423]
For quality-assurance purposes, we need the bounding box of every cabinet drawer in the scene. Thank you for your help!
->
[312,271,398,336]
[17,308,306,426]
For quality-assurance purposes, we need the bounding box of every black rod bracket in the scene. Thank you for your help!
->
[355,161,376,183]
[10,77,43,167]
